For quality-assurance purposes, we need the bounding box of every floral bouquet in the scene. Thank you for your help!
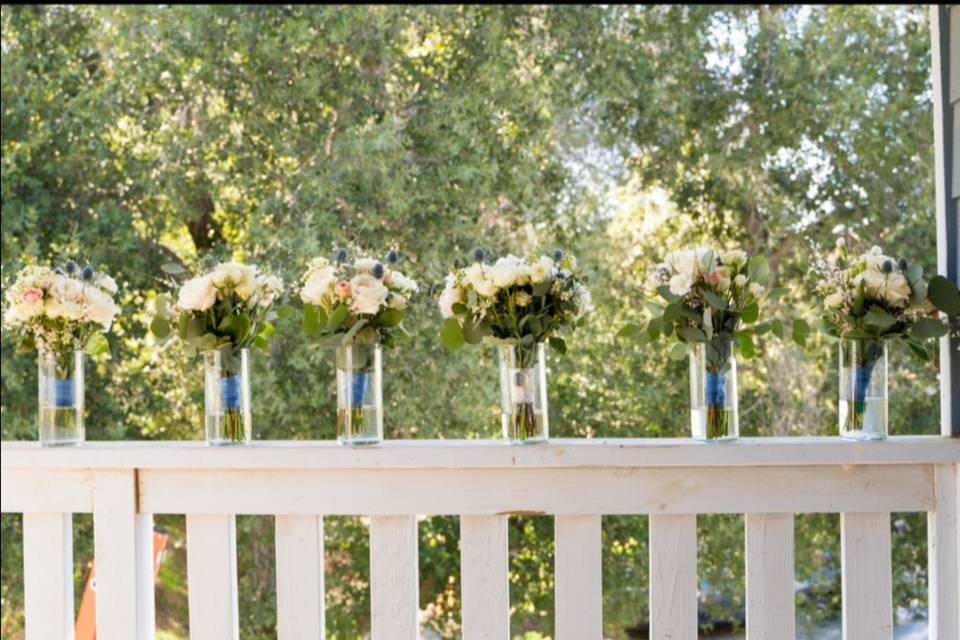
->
[151,261,284,443]
[621,246,792,440]
[438,249,591,442]
[300,248,418,444]
[3,260,120,444]
[813,240,948,438]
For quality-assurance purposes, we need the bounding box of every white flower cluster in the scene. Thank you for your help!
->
[439,254,591,321]
[299,255,417,317]
[648,246,759,299]
[3,264,120,351]
[823,245,912,310]
[177,262,283,311]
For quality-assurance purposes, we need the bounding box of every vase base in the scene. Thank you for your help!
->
[207,439,249,446]
[339,438,381,447]
[507,437,547,445]
[40,439,84,447]
[840,431,886,442]
[692,436,738,443]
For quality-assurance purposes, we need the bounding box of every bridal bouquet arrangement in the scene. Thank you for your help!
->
[812,240,949,439]
[438,249,591,442]
[3,261,120,445]
[622,246,790,441]
[151,261,284,444]
[300,248,418,445]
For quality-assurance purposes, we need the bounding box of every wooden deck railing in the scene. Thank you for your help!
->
[2,436,959,640]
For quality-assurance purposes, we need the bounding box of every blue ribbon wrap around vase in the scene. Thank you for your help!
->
[350,372,370,407]
[705,371,726,408]
[853,361,876,405]
[220,375,242,410]
[53,379,75,408]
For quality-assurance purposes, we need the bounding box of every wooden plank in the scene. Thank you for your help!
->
[369,516,419,640]
[1,468,92,513]
[23,513,74,640]
[950,3,960,103]
[555,515,602,639]
[928,464,959,640]
[841,512,893,640]
[186,514,239,640]
[93,470,154,640]
[4,437,960,469]
[649,514,697,640]
[745,513,795,639]
[460,515,509,640]
[140,464,934,516]
[275,515,325,640]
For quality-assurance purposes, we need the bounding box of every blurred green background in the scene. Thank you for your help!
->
[0,5,941,638]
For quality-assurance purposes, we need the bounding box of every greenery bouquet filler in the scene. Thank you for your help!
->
[439,249,591,442]
[300,248,418,445]
[621,247,799,441]
[151,261,284,444]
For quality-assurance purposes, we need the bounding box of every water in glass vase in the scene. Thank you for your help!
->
[37,350,84,446]
[203,350,251,445]
[336,344,383,446]
[838,339,888,440]
[498,344,549,444]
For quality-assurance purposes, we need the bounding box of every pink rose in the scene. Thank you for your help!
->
[702,271,722,286]
[21,287,43,303]
[335,281,351,298]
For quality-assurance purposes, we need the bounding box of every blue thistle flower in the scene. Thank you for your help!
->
[897,257,908,271]
[386,249,400,264]
[882,260,894,274]
[65,260,77,274]
[372,262,385,279]
[552,249,564,262]
[334,248,349,264]
[81,265,94,281]
[53,268,64,275]
[472,247,487,263]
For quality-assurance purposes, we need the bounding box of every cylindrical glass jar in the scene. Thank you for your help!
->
[336,342,383,446]
[838,338,888,440]
[689,339,739,442]
[38,350,85,446]
[203,347,251,445]
[498,343,548,444]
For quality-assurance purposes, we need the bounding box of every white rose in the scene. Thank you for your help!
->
[490,256,526,288]
[178,275,217,311]
[52,276,84,303]
[669,273,693,297]
[665,247,710,279]
[734,274,748,287]
[748,282,764,296]
[863,252,895,272]
[48,300,85,321]
[464,263,499,297]
[256,275,284,306]
[94,274,119,295]
[853,269,885,298]
[530,257,555,284]
[211,262,258,299]
[880,272,911,307]
[824,291,846,308]
[300,266,337,305]
[388,271,418,293]
[721,250,747,265]
[84,287,120,329]
[438,285,462,319]
[350,274,388,315]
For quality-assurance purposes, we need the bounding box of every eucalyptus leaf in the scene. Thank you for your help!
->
[740,302,759,324]
[702,290,727,311]
[150,316,171,339]
[677,326,707,342]
[549,336,567,354]
[668,342,688,361]
[84,333,110,356]
[160,262,185,275]
[928,275,960,317]
[439,318,465,351]
[909,317,948,340]
[864,306,896,329]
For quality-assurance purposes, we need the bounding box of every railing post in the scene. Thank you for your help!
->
[928,463,960,640]
[23,513,74,640]
[93,470,155,640]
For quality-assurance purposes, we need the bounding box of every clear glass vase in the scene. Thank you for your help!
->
[498,343,548,444]
[839,338,888,440]
[336,342,382,446]
[689,339,739,442]
[38,349,85,446]
[203,347,251,445]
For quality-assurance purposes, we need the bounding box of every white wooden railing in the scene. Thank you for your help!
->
[2,437,959,640]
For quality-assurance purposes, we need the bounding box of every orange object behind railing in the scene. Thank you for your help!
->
[74,529,169,640]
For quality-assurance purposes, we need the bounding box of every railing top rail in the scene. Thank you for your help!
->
[2,436,957,470]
